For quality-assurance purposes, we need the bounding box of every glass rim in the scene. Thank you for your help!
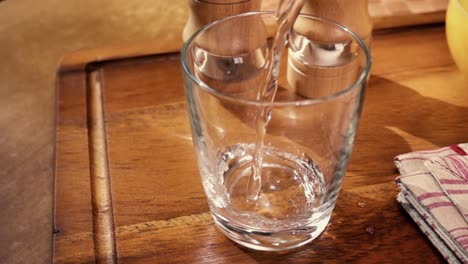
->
[181,11,372,107]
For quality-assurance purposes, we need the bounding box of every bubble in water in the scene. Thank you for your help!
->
[265,109,272,123]
[269,178,282,191]
[272,54,281,78]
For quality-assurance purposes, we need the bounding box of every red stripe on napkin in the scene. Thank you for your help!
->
[450,145,468,156]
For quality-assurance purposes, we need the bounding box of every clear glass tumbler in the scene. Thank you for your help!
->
[181,12,371,251]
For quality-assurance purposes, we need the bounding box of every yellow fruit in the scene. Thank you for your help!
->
[446,0,468,75]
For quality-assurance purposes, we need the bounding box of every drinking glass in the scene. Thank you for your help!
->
[446,0,468,75]
[181,12,371,251]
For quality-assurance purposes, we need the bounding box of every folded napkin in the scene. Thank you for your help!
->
[395,144,468,264]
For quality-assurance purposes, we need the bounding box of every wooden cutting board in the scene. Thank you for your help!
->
[54,1,464,264]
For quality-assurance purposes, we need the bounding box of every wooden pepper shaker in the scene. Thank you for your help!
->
[287,0,372,98]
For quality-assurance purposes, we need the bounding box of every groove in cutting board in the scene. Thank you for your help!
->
[86,68,117,264]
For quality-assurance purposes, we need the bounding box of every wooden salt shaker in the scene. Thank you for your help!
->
[183,0,268,98]
[288,0,372,98]
[183,0,266,57]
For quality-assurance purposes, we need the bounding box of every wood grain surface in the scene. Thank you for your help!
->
[54,24,468,263]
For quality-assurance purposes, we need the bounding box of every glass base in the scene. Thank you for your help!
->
[212,211,332,251]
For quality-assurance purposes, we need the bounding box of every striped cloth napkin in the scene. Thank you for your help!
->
[395,144,468,264]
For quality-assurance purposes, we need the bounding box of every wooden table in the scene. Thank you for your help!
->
[54,22,468,263]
